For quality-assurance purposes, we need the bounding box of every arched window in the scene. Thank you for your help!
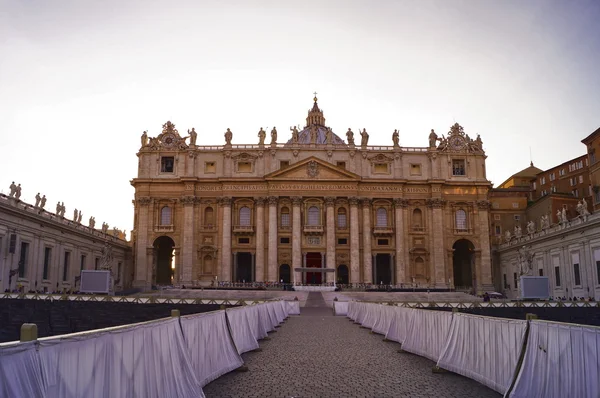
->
[337,208,347,228]
[280,207,290,227]
[412,208,423,229]
[204,207,214,225]
[308,206,320,225]
[455,209,467,231]
[160,206,172,225]
[376,207,388,227]
[239,206,251,226]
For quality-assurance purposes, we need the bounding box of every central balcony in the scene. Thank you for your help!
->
[373,226,394,236]
[233,225,254,235]
[303,225,324,235]
[155,225,174,233]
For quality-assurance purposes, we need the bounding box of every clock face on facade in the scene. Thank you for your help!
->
[449,136,465,150]
[162,134,175,147]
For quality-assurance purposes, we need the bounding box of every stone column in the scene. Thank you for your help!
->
[268,196,278,281]
[427,198,446,288]
[349,197,360,284]
[220,197,232,282]
[393,198,407,285]
[255,197,266,282]
[134,197,152,290]
[291,196,302,284]
[181,196,196,286]
[361,198,373,284]
[477,200,494,292]
[325,196,336,284]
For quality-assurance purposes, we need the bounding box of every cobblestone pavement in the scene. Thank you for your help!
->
[203,294,500,398]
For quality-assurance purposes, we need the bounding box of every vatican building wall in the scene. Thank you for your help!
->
[131,98,494,292]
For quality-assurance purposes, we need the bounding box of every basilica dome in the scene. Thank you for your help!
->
[285,96,347,146]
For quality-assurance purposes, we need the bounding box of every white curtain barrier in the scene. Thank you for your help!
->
[333,301,348,316]
[246,305,269,341]
[361,304,380,329]
[437,313,527,395]
[180,311,244,388]
[272,301,286,324]
[286,301,301,315]
[355,303,369,325]
[509,320,600,398]
[372,305,395,335]
[38,318,205,398]
[265,303,280,330]
[401,309,453,362]
[0,341,45,398]
[225,307,260,355]
[385,307,415,344]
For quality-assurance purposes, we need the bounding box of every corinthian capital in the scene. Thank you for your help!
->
[268,196,279,206]
[426,198,446,208]
[219,197,232,207]
[477,200,490,210]
[324,196,336,207]
[180,196,196,206]
[255,197,266,206]
[360,197,372,207]
[137,197,152,206]
[348,196,359,206]
[291,196,303,206]
[393,198,408,208]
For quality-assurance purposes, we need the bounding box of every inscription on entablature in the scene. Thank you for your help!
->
[222,184,267,191]
[359,185,402,192]
[270,183,357,191]
[186,184,221,191]
[443,187,477,195]
[403,187,429,194]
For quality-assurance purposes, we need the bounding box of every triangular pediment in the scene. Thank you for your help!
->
[265,157,361,181]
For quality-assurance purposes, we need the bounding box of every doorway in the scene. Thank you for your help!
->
[279,264,291,283]
[453,239,475,288]
[305,252,322,284]
[375,254,392,285]
[153,236,175,285]
[337,264,349,284]
[236,252,253,282]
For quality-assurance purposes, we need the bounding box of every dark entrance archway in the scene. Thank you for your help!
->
[305,252,322,284]
[279,264,291,283]
[453,239,475,288]
[337,264,349,284]
[153,236,175,285]
[235,252,253,282]
[375,254,392,285]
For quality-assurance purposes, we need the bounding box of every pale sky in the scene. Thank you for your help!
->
[1,0,599,236]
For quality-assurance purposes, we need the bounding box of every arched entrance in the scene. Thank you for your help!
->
[375,254,392,285]
[337,264,349,284]
[235,252,253,282]
[453,239,475,288]
[153,236,175,285]
[279,264,291,283]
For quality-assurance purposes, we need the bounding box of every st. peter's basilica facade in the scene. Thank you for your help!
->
[131,97,493,292]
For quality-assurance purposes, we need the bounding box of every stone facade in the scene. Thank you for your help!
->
[131,97,493,291]
[0,194,132,293]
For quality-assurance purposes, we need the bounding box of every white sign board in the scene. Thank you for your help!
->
[80,270,111,294]
[520,276,550,299]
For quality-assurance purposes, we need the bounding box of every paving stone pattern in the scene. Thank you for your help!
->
[203,293,500,398]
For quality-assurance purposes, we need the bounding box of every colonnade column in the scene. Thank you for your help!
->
[325,197,336,284]
[291,196,302,284]
[477,200,494,292]
[268,196,278,281]
[361,198,373,284]
[220,197,232,282]
[349,197,360,284]
[427,198,446,288]
[255,197,265,282]
[134,197,152,290]
[180,196,196,286]
[393,198,407,285]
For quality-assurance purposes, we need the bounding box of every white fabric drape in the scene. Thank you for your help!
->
[509,320,600,398]
[372,305,395,335]
[333,301,348,316]
[265,302,280,329]
[272,301,286,323]
[437,313,527,395]
[225,307,260,355]
[347,301,359,321]
[256,304,275,334]
[384,307,414,344]
[286,301,301,315]
[180,311,244,388]
[244,305,268,341]
[0,341,45,398]
[361,304,380,329]
[38,318,204,398]
[355,303,369,325]
[401,309,453,362]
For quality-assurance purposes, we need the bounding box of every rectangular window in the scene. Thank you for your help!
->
[160,156,174,173]
[514,215,520,221]
[495,225,501,235]
[494,214,501,220]
[237,162,252,172]
[238,237,250,244]
[374,163,388,174]
[18,242,29,278]
[117,262,122,279]
[337,238,348,245]
[579,175,584,184]
[503,274,508,289]
[336,161,346,169]
[337,212,347,228]
[377,239,389,246]
[9,234,17,254]
[281,213,290,227]
[280,161,289,169]
[597,260,600,284]
[554,266,561,287]
[280,237,290,244]
[204,162,216,173]
[513,272,518,289]
[538,268,544,276]
[452,159,466,176]
[410,164,422,176]
[95,257,99,270]
[63,251,70,281]
[574,263,581,286]
[43,247,52,280]
[532,181,537,190]
[80,254,86,271]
